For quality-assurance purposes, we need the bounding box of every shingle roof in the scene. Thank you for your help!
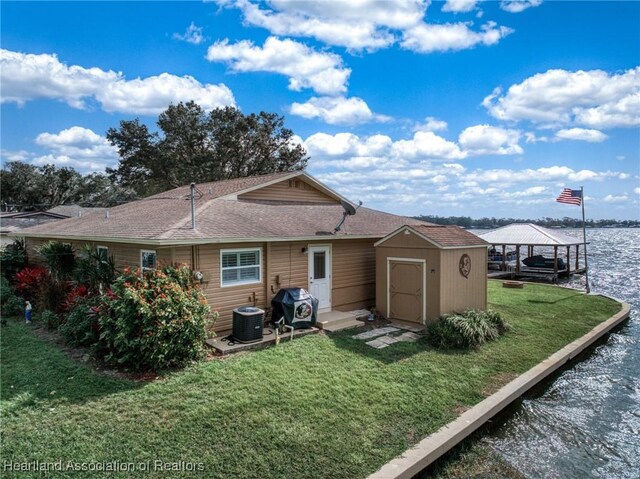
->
[19,172,433,244]
[478,223,584,246]
[47,205,107,218]
[145,170,300,200]
[411,225,488,247]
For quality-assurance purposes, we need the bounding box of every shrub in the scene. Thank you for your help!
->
[73,244,117,294]
[0,239,27,280]
[39,309,61,329]
[36,241,75,281]
[63,285,90,313]
[1,276,24,316]
[14,266,50,302]
[59,300,100,347]
[428,310,509,350]
[97,265,211,370]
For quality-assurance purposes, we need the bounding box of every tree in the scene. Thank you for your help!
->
[0,162,82,210]
[106,102,308,196]
[0,161,136,211]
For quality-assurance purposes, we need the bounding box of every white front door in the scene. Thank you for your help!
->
[308,245,331,311]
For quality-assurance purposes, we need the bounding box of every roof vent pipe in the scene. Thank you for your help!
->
[190,183,196,230]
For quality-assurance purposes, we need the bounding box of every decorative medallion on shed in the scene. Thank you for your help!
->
[459,254,471,278]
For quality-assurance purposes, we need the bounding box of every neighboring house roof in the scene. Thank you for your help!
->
[17,171,431,245]
[47,205,107,218]
[478,223,584,246]
[376,224,488,249]
[0,211,68,220]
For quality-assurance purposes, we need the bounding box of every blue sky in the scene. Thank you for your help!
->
[1,0,639,220]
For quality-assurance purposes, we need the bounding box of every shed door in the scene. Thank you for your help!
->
[388,260,425,324]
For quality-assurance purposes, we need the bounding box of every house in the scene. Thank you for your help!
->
[1,210,69,246]
[1,206,105,246]
[18,171,433,332]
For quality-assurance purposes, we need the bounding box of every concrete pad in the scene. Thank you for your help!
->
[206,327,319,355]
[322,318,363,332]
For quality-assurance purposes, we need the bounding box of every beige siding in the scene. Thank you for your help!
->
[25,236,380,334]
[439,248,487,315]
[238,178,338,204]
[24,238,167,270]
[331,239,376,312]
[196,243,267,333]
[196,238,378,333]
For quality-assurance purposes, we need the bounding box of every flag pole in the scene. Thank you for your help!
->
[581,186,590,293]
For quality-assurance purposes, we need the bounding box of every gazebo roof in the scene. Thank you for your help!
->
[478,223,584,246]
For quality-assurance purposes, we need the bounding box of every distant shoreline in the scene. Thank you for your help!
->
[415,216,640,229]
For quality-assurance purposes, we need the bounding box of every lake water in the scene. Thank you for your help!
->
[483,228,640,478]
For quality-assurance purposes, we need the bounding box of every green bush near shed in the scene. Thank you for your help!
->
[428,309,510,350]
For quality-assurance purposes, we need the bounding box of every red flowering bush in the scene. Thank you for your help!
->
[63,285,90,313]
[96,265,212,370]
[14,266,50,302]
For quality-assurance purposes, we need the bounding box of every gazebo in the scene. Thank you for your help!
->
[478,223,587,276]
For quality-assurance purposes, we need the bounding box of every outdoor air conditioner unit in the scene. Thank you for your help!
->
[232,307,265,343]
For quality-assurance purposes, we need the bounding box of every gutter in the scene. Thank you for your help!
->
[12,232,387,246]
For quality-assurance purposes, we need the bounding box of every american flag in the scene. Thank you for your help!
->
[556,188,582,205]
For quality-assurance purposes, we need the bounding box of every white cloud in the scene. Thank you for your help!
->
[216,1,513,55]
[414,116,448,132]
[603,194,629,203]
[32,126,118,172]
[459,124,523,155]
[467,165,621,185]
[0,49,235,114]
[290,96,389,125]
[500,0,542,13]
[216,0,427,51]
[401,21,513,53]
[0,149,31,163]
[483,67,640,129]
[616,155,626,161]
[306,130,466,165]
[206,37,350,95]
[442,0,480,13]
[555,128,608,143]
[634,187,640,195]
[173,22,207,45]
[35,126,117,160]
[392,131,467,160]
[0,49,118,109]
[30,154,109,173]
[96,73,234,115]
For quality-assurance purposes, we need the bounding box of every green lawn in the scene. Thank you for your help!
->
[0,282,621,479]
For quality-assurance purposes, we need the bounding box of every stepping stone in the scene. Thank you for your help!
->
[365,338,389,349]
[352,327,400,340]
[377,335,400,345]
[395,331,421,342]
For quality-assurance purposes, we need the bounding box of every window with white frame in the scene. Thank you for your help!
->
[96,246,108,262]
[221,248,261,287]
[140,250,157,272]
